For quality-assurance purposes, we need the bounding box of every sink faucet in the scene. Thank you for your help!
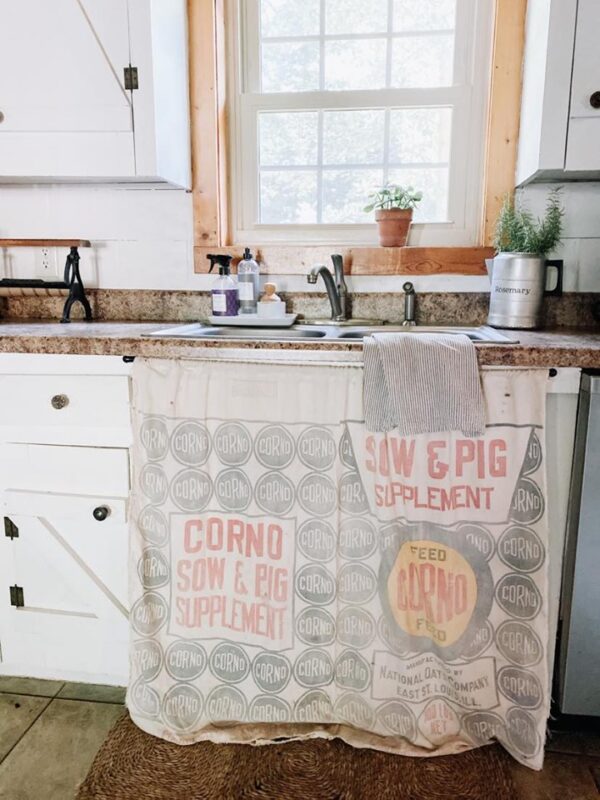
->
[402,281,416,326]
[307,254,348,322]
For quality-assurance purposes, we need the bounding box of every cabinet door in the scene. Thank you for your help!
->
[0,511,129,683]
[0,443,130,683]
[565,0,600,171]
[0,0,135,178]
[128,0,191,187]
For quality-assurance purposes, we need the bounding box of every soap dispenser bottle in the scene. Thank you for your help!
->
[237,248,260,314]
[207,254,239,317]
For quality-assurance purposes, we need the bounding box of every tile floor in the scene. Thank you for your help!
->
[0,676,599,799]
[0,677,125,800]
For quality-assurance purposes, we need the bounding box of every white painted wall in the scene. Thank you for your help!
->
[0,185,196,290]
[0,182,598,294]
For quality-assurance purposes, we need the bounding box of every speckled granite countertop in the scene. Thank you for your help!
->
[0,320,599,368]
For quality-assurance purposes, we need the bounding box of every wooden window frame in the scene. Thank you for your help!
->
[189,0,526,276]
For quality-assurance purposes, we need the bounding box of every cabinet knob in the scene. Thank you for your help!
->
[93,506,110,522]
[50,394,69,410]
[590,91,600,109]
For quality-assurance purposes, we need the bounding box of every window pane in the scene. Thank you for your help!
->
[325,0,388,34]
[393,0,456,31]
[261,0,320,37]
[260,171,318,223]
[322,169,383,223]
[388,167,449,221]
[325,39,387,90]
[262,42,320,92]
[391,34,454,87]
[323,110,385,165]
[260,112,318,166]
[389,108,452,164]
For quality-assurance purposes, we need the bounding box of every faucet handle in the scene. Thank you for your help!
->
[331,253,346,292]
[331,254,345,283]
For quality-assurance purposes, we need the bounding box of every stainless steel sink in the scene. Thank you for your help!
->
[146,322,516,344]
[147,323,328,340]
[335,325,513,342]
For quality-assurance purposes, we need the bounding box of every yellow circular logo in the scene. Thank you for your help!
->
[386,539,478,649]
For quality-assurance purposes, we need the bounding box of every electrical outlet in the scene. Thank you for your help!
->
[35,246,58,278]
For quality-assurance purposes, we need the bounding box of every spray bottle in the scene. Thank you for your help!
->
[207,254,238,317]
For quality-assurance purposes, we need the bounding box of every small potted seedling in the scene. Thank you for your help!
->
[364,184,423,247]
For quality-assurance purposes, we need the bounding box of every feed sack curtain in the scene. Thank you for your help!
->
[128,358,549,770]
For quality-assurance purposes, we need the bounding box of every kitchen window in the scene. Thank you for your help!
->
[227,0,494,246]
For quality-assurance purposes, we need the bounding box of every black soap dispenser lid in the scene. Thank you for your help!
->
[243,247,253,260]
[207,253,233,275]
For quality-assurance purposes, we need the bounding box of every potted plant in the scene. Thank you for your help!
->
[493,189,563,257]
[488,190,564,329]
[364,184,423,247]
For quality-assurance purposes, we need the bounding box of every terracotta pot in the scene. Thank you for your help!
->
[375,208,413,247]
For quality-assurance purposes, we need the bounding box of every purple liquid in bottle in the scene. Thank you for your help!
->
[212,286,239,316]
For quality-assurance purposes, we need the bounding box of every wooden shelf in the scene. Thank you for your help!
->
[0,239,91,248]
[194,245,493,276]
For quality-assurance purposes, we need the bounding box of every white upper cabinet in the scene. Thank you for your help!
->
[516,0,600,185]
[0,0,190,187]
[565,0,600,171]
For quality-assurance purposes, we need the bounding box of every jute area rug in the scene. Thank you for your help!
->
[77,713,516,800]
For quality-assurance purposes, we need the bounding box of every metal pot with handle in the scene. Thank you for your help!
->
[486,253,563,330]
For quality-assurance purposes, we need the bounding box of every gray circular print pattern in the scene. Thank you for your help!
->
[214,422,252,466]
[297,519,337,562]
[170,468,213,512]
[297,426,337,471]
[254,425,295,469]
[139,417,169,461]
[254,471,295,515]
[214,468,252,512]
[170,421,211,466]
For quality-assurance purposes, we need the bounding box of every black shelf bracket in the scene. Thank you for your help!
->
[61,246,93,323]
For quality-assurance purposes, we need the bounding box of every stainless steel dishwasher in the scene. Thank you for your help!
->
[558,373,600,715]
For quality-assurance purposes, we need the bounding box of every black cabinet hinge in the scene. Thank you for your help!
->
[124,66,139,90]
[9,585,24,608]
[4,518,18,539]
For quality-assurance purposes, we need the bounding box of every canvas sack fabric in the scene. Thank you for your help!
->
[128,358,549,770]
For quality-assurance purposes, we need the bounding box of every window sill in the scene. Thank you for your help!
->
[193,245,493,276]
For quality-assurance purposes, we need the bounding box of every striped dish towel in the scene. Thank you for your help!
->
[363,333,486,436]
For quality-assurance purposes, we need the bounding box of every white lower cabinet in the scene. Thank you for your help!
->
[0,355,132,685]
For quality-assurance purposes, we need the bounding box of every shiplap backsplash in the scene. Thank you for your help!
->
[0,182,598,292]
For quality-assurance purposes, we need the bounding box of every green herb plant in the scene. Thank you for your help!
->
[494,190,564,257]
[364,184,423,213]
